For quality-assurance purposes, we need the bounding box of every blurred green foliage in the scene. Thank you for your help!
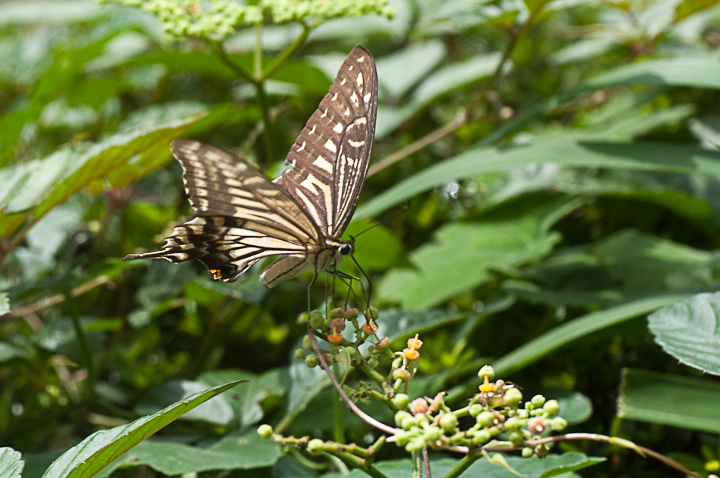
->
[1,0,720,476]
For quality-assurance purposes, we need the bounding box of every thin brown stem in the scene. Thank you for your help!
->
[1,275,114,323]
[307,330,398,436]
[433,433,702,478]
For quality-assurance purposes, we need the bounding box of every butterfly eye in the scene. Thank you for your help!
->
[339,244,353,256]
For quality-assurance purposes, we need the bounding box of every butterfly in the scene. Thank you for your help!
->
[123,45,377,288]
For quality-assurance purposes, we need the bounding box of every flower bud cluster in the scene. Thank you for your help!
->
[390,366,566,456]
[297,306,387,371]
[101,0,391,41]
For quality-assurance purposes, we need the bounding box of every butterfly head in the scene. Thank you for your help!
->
[339,242,354,256]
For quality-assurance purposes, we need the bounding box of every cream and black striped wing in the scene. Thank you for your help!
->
[123,139,324,283]
[274,45,377,238]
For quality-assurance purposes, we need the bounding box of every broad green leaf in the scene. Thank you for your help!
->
[136,380,237,427]
[551,389,593,425]
[674,0,720,23]
[94,431,281,477]
[356,140,720,220]
[344,222,404,272]
[585,57,720,90]
[0,447,23,478]
[648,292,720,375]
[0,1,104,25]
[376,41,446,99]
[518,229,718,306]
[480,164,719,235]
[43,380,244,478]
[412,52,504,107]
[0,112,205,239]
[491,294,691,376]
[200,368,286,428]
[379,196,580,309]
[485,56,720,147]
[618,368,720,433]
[346,452,604,477]
[285,339,329,419]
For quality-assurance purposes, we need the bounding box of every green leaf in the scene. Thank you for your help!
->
[648,292,720,375]
[587,57,720,91]
[0,1,104,25]
[42,380,244,478]
[94,431,281,477]
[346,452,604,477]
[356,140,720,220]
[517,229,718,306]
[344,222,404,272]
[376,41,446,100]
[200,368,286,428]
[0,447,23,478]
[491,294,691,376]
[618,368,720,433]
[379,196,580,309]
[0,112,205,239]
[136,380,238,427]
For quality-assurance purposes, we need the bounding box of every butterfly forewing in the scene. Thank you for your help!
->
[123,45,377,287]
[274,45,378,238]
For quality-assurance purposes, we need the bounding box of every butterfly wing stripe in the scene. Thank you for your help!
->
[274,45,377,238]
[173,139,323,245]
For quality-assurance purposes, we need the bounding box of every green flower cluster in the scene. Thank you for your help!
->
[99,0,262,40]
[392,367,567,454]
[266,0,391,23]
[99,0,391,41]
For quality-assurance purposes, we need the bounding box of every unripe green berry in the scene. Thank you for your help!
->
[549,417,567,431]
[302,335,312,350]
[393,393,410,410]
[531,394,546,408]
[423,425,441,442]
[509,430,525,446]
[294,348,306,359]
[395,410,412,427]
[309,311,324,329]
[472,429,491,445]
[257,424,273,439]
[304,354,318,368]
[522,447,533,458]
[469,404,483,417]
[504,416,523,431]
[395,430,411,446]
[366,306,379,321]
[439,413,458,433]
[535,443,549,458]
[543,399,560,416]
[503,387,523,406]
[307,438,325,455]
[414,415,429,427]
[329,307,344,319]
[405,436,426,452]
[478,365,494,380]
[476,411,495,427]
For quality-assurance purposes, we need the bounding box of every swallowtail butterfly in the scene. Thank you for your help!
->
[123,45,377,287]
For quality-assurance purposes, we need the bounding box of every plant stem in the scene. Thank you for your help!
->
[65,288,96,402]
[444,452,480,478]
[308,330,398,436]
[334,388,346,444]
